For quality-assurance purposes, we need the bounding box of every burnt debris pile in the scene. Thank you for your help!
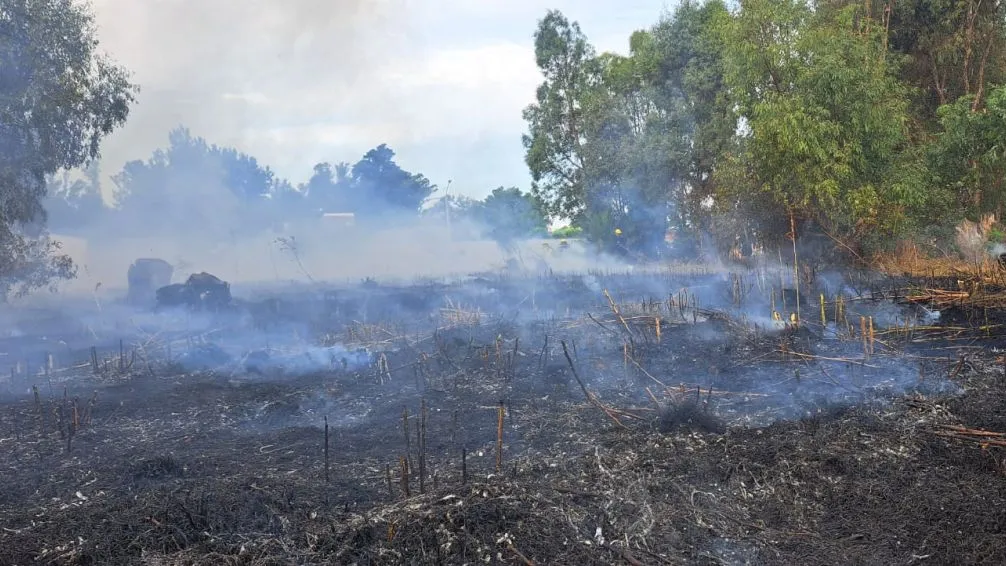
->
[2,267,1006,564]
[126,258,174,306]
[156,271,233,311]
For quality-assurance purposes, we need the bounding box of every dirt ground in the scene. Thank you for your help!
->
[1,270,1004,565]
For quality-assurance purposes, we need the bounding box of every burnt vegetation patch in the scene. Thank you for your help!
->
[1,270,1006,564]
[657,399,727,434]
[132,455,185,481]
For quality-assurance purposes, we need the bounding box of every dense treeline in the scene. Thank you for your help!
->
[44,126,547,244]
[4,0,1005,297]
[523,0,1006,259]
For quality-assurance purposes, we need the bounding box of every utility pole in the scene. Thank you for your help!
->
[444,179,453,238]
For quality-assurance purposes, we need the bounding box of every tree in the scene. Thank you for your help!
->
[43,161,107,234]
[522,10,601,221]
[0,0,136,298]
[887,0,1006,124]
[715,0,918,253]
[581,31,696,257]
[302,161,352,213]
[649,0,736,234]
[111,127,287,236]
[477,187,548,246]
[350,144,435,216]
[929,85,1006,218]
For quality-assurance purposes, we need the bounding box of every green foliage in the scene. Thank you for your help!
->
[44,162,107,235]
[425,187,548,244]
[349,144,436,216]
[476,187,549,242]
[111,127,287,237]
[650,0,737,231]
[888,0,1006,125]
[517,1,1006,260]
[522,10,600,221]
[928,85,1006,217]
[718,1,915,247]
[0,0,136,298]
[551,225,583,239]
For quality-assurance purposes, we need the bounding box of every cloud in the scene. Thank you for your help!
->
[86,0,666,198]
[89,0,416,188]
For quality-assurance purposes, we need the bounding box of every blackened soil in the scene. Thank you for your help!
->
[1,273,1005,565]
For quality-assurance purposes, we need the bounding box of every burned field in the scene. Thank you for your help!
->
[1,269,1005,565]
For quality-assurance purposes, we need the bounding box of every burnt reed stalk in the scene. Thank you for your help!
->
[57,388,66,440]
[32,385,42,427]
[496,400,505,472]
[418,399,427,494]
[399,456,410,497]
[324,415,330,484]
[402,406,411,470]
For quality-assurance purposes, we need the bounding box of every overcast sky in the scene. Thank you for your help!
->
[88,0,674,200]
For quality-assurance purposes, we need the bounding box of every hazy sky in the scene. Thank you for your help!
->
[88,0,673,200]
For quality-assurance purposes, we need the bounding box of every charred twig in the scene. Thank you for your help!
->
[586,313,621,337]
[537,335,549,370]
[507,542,535,565]
[32,385,43,434]
[559,340,641,429]
[779,350,881,368]
[624,352,668,388]
[645,387,663,411]
[603,289,636,343]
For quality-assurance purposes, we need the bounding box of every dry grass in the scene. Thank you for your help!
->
[440,298,483,327]
[873,240,1001,280]
[955,214,997,264]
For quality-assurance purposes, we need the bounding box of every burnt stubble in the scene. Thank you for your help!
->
[0,269,1001,565]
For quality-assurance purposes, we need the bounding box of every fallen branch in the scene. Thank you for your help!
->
[603,289,636,341]
[933,424,1006,448]
[560,340,641,429]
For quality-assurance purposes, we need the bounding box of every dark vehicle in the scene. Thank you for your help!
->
[156,272,232,311]
[127,258,174,305]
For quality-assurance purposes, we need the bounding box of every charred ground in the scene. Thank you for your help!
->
[0,268,1003,565]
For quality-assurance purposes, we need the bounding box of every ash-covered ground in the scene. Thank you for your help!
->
[0,267,1003,565]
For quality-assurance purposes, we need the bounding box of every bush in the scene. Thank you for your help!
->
[551,225,583,239]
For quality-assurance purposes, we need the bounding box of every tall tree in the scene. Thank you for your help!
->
[522,10,601,221]
[302,161,352,213]
[716,0,917,252]
[580,34,687,256]
[350,144,435,216]
[477,186,548,247]
[928,85,1006,218]
[0,0,136,298]
[888,0,1006,124]
[649,0,736,234]
[43,162,107,234]
[111,127,287,236]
